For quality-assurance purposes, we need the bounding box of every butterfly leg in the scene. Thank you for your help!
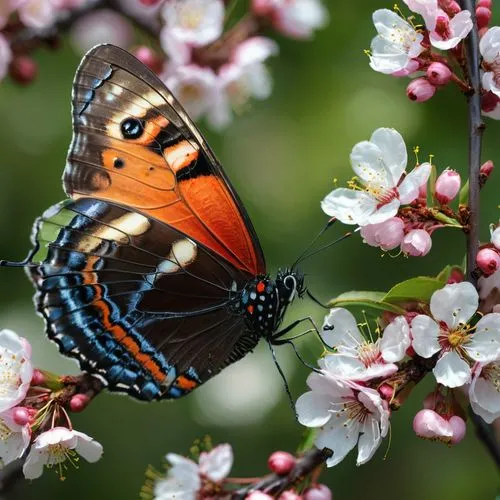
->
[271,316,331,350]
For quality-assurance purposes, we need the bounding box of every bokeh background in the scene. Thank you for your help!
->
[0,2,498,499]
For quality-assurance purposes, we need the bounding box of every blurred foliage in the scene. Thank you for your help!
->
[0,2,498,499]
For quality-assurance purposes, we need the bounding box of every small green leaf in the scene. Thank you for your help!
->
[459,178,469,206]
[383,276,445,303]
[328,291,406,314]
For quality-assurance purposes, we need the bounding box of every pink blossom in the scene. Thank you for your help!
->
[304,485,332,500]
[360,217,405,251]
[413,409,453,442]
[449,415,466,444]
[429,10,472,50]
[401,229,432,256]
[435,168,461,204]
[476,248,500,276]
[267,451,296,475]
[253,0,329,39]
[480,27,500,99]
[70,9,134,54]
[426,62,452,86]
[0,34,12,82]
[18,0,58,29]
[407,78,437,102]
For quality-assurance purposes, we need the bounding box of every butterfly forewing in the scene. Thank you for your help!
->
[65,44,266,277]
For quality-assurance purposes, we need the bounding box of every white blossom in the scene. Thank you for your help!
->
[480,27,500,99]
[321,128,431,226]
[0,409,30,467]
[469,360,500,423]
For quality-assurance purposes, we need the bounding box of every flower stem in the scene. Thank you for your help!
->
[459,0,500,469]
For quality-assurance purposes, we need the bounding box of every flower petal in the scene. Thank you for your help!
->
[465,313,500,362]
[22,449,45,480]
[73,431,103,463]
[380,316,411,362]
[430,281,478,329]
[321,188,377,226]
[199,444,233,482]
[369,128,408,186]
[321,308,363,350]
[366,198,400,225]
[398,162,432,204]
[317,417,359,467]
[356,416,381,465]
[469,362,500,423]
[411,315,441,358]
[296,390,333,427]
[479,26,500,63]
[433,351,471,387]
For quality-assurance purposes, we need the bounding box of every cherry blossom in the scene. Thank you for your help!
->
[480,27,500,99]
[401,229,433,256]
[154,444,233,500]
[161,0,224,47]
[428,10,472,50]
[321,128,432,226]
[0,409,31,467]
[413,409,466,444]
[360,217,405,251]
[411,281,500,387]
[468,359,500,423]
[435,168,461,204]
[18,0,58,30]
[296,371,390,467]
[0,33,12,82]
[23,427,103,480]
[0,329,33,413]
[320,308,410,381]
[253,0,329,40]
[369,9,424,75]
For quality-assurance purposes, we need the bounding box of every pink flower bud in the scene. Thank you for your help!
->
[476,6,492,29]
[447,267,464,284]
[449,415,466,444]
[12,407,31,426]
[435,169,461,204]
[401,229,432,257]
[476,247,500,276]
[481,91,499,112]
[9,56,38,85]
[360,217,405,251]
[139,0,162,4]
[304,485,332,500]
[440,0,461,15]
[279,490,302,500]
[247,492,274,500]
[133,46,163,74]
[407,78,436,102]
[378,383,395,401]
[477,0,492,8]
[413,409,453,442]
[252,0,274,16]
[31,369,45,386]
[426,62,452,86]
[480,160,494,177]
[268,451,296,475]
[69,393,91,412]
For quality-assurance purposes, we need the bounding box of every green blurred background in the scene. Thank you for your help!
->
[0,2,498,499]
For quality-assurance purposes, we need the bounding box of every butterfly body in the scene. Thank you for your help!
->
[20,44,305,401]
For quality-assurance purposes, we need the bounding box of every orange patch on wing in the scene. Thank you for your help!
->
[175,375,198,391]
[81,255,166,383]
[128,116,170,147]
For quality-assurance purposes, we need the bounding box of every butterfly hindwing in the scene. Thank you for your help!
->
[28,198,260,400]
[65,44,266,278]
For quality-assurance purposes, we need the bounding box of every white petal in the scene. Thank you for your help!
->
[369,36,412,74]
[321,188,377,226]
[465,313,500,362]
[411,315,441,358]
[492,226,500,249]
[233,36,279,66]
[22,449,45,480]
[166,453,200,485]
[380,316,411,362]
[433,351,471,387]
[430,282,478,329]
[356,417,381,465]
[479,26,500,63]
[369,128,408,186]
[398,162,432,204]
[482,71,500,98]
[306,371,354,399]
[199,444,233,482]
[296,391,332,427]
[469,363,500,423]
[366,198,400,225]
[73,432,103,463]
[322,308,363,350]
[317,417,359,467]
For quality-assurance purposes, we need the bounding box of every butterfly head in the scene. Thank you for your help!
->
[276,268,306,304]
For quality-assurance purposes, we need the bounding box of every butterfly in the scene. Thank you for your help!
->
[11,44,311,401]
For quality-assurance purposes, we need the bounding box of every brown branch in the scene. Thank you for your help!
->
[459,0,499,469]
[232,448,332,498]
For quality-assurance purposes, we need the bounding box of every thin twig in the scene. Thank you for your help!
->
[232,448,333,499]
[459,0,499,469]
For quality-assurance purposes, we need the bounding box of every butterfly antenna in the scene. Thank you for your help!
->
[267,339,297,418]
[296,227,360,264]
[291,218,337,270]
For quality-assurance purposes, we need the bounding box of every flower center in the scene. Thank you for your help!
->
[178,4,204,30]
[343,400,371,424]
[179,83,203,102]
[357,343,381,367]
[46,444,80,480]
[387,25,418,52]
[482,362,500,392]
[0,349,23,396]
[366,185,398,207]
[0,421,12,441]
[439,323,471,351]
